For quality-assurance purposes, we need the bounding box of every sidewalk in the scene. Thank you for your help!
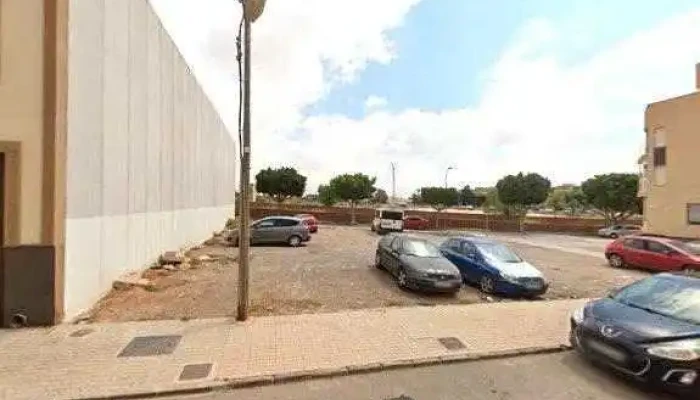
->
[0,299,587,400]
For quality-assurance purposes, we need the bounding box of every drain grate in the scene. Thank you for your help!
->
[178,363,213,381]
[118,335,182,358]
[385,396,415,400]
[437,337,466,351]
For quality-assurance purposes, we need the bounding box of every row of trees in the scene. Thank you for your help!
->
[254,167,641,226]
[410,173,640,226]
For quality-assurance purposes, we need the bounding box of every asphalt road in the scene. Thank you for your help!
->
[174,352,671,400]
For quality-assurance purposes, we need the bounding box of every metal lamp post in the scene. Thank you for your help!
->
[444,166,455,188]
[237,0,266,322]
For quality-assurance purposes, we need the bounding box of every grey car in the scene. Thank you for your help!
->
[375,234,462,293]
[597,224,642,239]
[232,216,310,247]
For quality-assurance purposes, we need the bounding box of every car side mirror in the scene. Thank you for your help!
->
[607,287,622,298]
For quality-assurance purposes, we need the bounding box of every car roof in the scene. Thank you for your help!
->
[656,272,700,283]
[260,215,301,221]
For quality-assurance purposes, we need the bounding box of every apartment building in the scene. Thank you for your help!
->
[640,63,700,239]
[0,0,237,326]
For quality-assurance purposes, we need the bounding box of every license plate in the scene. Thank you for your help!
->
[435,281,455,288]
[586,339,627,363]
[524,282,542,289]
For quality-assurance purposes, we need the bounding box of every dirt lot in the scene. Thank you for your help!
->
[90,226,649,322]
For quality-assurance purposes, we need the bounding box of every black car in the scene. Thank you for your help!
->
[570,273,700,397]
[375,234,462,293]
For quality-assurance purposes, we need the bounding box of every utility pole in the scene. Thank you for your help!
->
[237,0,265,322]
[390,162,396,203]
[444,166,454,188]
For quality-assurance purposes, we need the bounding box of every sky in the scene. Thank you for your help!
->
[150,0,700,197]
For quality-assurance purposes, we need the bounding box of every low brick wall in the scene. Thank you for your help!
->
[249,203,635,236]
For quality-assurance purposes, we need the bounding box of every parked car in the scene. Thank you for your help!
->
[598,224,642,239]
[570,273,700,397]
[605,235,700,273]
[294,213,319,233]
[231,216,310,247]
[371,208,404,234]
[439,236,548,297]
[403,215,430,230]
[375,234,462,293]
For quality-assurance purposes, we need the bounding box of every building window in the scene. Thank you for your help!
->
[688,204,700,225]
[653,147,666,167]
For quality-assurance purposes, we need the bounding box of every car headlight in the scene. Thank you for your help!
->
[647,339,700,361]
[500,273,519,284]
[571,306,585,324]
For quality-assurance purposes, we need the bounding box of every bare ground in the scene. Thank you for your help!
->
[89,226,648,323]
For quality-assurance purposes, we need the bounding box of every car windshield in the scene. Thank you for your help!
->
[403,240,441,257]
[612,276,700,325]
[669,240,700,256]
[476,242,522,263]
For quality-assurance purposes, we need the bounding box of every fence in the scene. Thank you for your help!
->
[249,203,636,235]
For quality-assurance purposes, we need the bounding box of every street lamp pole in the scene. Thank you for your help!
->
[444,166,454,188]
[237,0,265,322]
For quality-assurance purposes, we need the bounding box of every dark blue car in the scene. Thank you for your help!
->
[570,273,700,397]
[439,236,548,296]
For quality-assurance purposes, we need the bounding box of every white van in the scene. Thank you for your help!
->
[371,208,404,234]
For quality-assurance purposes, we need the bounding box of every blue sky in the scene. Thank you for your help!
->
[155,0,700,196]
[312,0,700,118]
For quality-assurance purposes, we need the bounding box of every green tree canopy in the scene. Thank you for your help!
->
[496,173,551,229]
[318,184,338,207]
[255,167,307,203]
[420,187,460,212]
[546,186,586,216]
[373,188,389,204]
[581,173,640,224]
[329,173,377,224]
[409,190,422,205]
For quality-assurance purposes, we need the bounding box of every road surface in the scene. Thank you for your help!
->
[173,352,670,400]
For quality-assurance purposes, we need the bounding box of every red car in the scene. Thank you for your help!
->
[295,214,318,233]
[403,215,430,230]
[605,235,700,273]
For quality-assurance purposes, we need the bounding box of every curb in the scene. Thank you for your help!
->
[76,344,572,400]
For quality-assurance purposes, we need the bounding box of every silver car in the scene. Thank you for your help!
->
[597,224,642,239]
[232,216,310,247]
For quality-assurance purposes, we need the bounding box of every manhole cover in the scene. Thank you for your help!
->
[118,335,182,358]
[178,363,213,381]
[69,328,94,338]
[437,337,466,351]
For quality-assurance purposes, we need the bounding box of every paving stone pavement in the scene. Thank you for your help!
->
[0,299,588,400]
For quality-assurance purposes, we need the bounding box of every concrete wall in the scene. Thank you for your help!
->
[644,91,700,239]
[0,0,46,245]
[65,0,236,318]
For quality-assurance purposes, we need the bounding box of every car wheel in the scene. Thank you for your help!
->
[480,276,495,294]
[375,252,383,269]
[609,233,619,239]
[288,235,302,247]
[608,254,625,268]
[397,267,408,289]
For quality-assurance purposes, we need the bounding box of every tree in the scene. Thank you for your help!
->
[460,185,476,206]
[318,184,338,207]
[409,190,422,205]
[496,173,551,231]
[374,189,389,204]
[546,186,587,216]
[328,173,376,224]
[581,173,640,224]
[420,187,460,212]
[255,167,307,203]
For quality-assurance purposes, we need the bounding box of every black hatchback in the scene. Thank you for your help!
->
[570,273,700,397]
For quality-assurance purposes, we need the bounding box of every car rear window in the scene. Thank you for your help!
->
[381,211,404,220]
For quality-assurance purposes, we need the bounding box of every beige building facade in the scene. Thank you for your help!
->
[0,0,236,325]
[640,64,700,239]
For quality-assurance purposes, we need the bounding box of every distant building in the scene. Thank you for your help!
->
[640,63,700,238]
[0,0,236,325]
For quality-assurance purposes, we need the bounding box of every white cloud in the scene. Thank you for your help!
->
[151,1,700,197]
[364,95,388,110]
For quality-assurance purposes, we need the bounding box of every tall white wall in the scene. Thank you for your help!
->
[65,0,236,319]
